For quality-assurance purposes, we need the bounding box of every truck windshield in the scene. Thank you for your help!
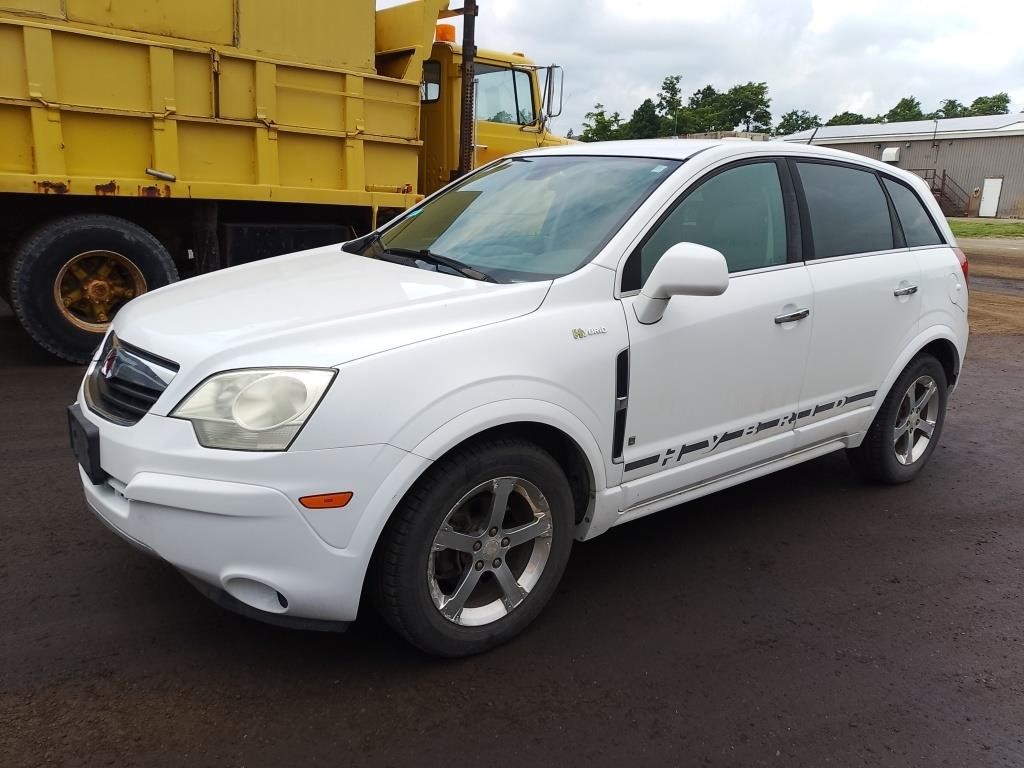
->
[373,155,681,283]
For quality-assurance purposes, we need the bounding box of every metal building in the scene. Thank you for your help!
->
[782,115,1024,218]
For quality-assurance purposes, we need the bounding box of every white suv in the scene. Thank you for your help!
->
[69,140,969,656]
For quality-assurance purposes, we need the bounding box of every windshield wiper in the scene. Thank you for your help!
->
[382,246,497,283]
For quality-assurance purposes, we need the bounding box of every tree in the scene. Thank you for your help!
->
[969,92,1010,116]
[626,98,661,139]
[775,109,821,136]
[885,96,925,122]
[933,98,969,119]
[579,103,624,142]
[725,82,772,132]
[826,111,867,126]
[656,75,684,136]
[688,85,730,132]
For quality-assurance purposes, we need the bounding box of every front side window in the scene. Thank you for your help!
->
[883,178,943,247]
[373,155,680,282]
[475,64,536,125]
[625,161,787,290]
[797,162,894,258]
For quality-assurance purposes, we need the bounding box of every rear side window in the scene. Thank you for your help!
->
[421,60,440,103]
[883,178,943,247]
[628,161,787,288]
[796,162,894,258]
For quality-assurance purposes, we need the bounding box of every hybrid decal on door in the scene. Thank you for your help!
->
[624,389,877,473]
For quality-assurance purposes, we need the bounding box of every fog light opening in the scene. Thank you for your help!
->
[224,576,289,614]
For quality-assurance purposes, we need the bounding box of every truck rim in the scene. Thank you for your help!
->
[53,250,147,331]
[427,477,553,627]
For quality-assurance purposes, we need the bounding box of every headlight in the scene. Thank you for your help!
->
[171,369,336,451]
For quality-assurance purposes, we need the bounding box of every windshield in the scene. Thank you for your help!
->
[371,155,681,283]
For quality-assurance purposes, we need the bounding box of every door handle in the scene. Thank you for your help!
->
[774,308,810,324]
[893,285,918,297]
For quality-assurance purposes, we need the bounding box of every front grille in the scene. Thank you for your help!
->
[85,333,178,425]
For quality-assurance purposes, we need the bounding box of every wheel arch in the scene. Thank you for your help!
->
[407,401,609,528]
[358,401,608,558]
[919,337,960,388]
[876,326,963,413]
[354,406,608,618]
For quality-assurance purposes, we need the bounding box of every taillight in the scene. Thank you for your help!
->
[953,246,968,286]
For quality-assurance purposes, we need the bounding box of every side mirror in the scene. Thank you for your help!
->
[633,242,729,324]
[541,65,564,120]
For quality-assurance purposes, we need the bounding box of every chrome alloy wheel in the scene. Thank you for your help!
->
[428,477,553,626]
[893,374,940,466]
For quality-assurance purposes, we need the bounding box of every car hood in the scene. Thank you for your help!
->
[111,244,550,373]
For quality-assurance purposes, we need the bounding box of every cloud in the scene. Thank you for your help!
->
[390,0,1024,133]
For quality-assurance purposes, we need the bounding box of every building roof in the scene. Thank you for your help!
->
[783,114,1024,144]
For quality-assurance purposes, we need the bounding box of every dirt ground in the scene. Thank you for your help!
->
[962,237,1024,334]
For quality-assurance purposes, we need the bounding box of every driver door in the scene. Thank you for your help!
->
[472,62,539,168]
[618,159,814,508]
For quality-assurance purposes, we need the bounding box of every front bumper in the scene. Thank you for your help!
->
[75,396,429,625]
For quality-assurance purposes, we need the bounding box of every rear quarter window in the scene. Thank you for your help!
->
[883,178,944,247]
[797,162,894,258]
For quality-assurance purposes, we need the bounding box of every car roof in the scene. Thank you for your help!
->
[517,138,900,174]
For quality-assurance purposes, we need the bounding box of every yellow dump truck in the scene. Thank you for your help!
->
[0,0,566,361]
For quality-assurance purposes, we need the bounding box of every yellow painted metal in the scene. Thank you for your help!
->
[66,0,234,46]
[0,0,560,211]
[0,0,61,18]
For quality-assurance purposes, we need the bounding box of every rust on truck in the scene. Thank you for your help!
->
[34,180,69,194]
[95,181,119,195]
[138,184,171,198]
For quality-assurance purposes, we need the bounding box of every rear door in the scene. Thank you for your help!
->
[791,159,921,449]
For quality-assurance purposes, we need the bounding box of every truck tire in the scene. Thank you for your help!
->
[7,215,178,363]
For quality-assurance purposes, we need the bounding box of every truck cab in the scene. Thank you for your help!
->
[419,31,569,194]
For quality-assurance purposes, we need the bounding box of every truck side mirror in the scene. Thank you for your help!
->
[633,242,729,324]
[542,65,564,120]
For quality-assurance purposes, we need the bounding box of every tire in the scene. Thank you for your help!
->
[371,438,575,657]
[7,214,178,364]
[847,354,948,484]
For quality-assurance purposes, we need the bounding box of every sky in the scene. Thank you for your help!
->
[380,0,1024,135]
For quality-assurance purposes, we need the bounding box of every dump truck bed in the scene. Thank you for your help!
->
[0,0,437,209]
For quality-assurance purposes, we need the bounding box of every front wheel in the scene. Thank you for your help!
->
[371,439,575,657]
[847,354,948,484]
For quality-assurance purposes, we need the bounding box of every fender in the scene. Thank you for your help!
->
[409,398,611,492]
[869,323,963,426]
[335,399,615,614]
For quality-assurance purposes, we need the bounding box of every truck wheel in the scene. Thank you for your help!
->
[372,439,574,657]
[7,215,178,363]
[847,354,948,484]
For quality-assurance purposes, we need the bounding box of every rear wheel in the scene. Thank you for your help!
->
[7,215,178,363]
[372,439,574,657]
[847,354,948,483]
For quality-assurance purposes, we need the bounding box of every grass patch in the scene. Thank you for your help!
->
[948,219,1024,238]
